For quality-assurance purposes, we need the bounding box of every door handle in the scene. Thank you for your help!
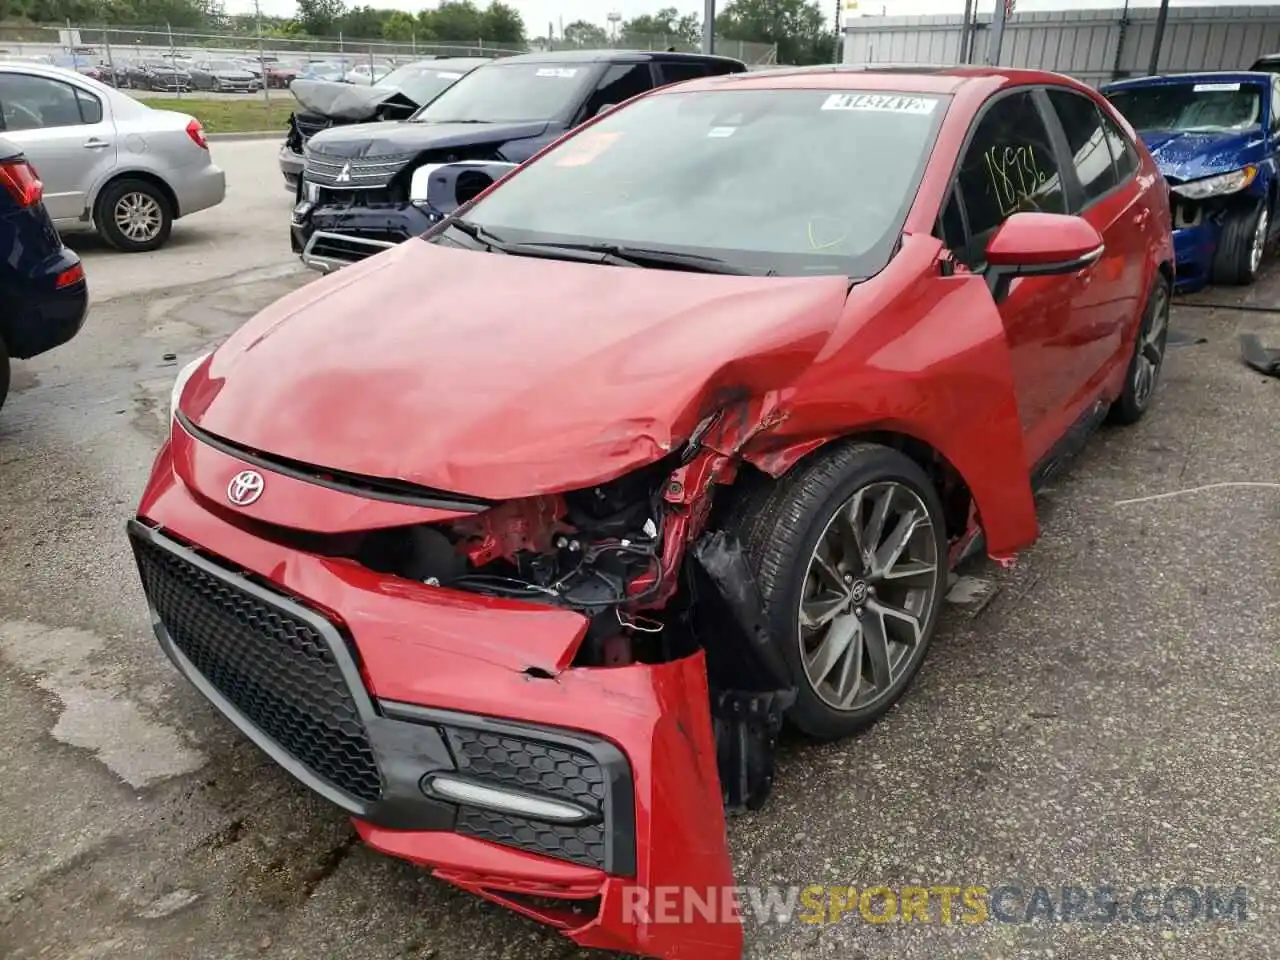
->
[83,138,111,150]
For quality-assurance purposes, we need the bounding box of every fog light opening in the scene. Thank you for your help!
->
[421,773,595,824]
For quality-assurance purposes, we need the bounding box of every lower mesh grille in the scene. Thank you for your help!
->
[131,528,383,804]
[444,726,608,869]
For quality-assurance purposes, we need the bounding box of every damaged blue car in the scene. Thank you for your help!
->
[1103,71,1280,290]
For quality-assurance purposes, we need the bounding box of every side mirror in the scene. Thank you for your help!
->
[983,212,1105,302]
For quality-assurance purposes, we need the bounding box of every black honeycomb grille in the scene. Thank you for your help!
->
[132,531,383,804]
[444,726,608,869]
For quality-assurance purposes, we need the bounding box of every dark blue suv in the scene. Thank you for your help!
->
[0,136,88,411]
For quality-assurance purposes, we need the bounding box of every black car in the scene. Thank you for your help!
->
[0,138,88,411]
[290,49,748,271]
[130,59,192,92]
[279,57,492,191]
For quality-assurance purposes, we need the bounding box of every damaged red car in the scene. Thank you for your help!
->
[129,66,1173,959]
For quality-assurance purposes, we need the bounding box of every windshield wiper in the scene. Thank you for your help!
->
[516,242,757,275]
[446,218,513,252]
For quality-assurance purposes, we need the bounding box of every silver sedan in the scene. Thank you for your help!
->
[0,61,225,252]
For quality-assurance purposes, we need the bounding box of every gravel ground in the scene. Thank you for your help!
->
[0,214,1276,958]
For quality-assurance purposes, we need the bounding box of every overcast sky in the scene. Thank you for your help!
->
[227,0,1278,34]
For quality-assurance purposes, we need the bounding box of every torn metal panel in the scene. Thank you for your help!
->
[1240,333,1280,376]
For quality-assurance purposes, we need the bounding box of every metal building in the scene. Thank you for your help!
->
[841,4,1280,86]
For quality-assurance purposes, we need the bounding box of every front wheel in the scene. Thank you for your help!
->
[726,442,948,740]
[1213,199,1269,285]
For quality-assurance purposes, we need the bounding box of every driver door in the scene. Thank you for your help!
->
[937,89,1088,465]
[0,69,117,222]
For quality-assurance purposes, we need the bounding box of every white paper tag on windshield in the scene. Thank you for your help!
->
[1193,82,1241,92]
[436,71,463,79]
[707,126,737,137]
[821,93,937,114]
[536,67,578,78]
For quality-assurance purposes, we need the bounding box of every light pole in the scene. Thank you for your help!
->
[701,0,715,55]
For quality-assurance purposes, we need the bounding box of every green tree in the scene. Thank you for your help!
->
[382,9,416,40]
[340,3,389,38]
[621,6,700,47]
[295,0,346,36]
[563,19,607,46]
[715,0,833,64]
[424,0,482,41]
[481,0,522,45]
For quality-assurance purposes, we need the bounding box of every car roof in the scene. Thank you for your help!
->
[1102,70,1272,91]
[497,48,747,68]
[665,63,1089,95]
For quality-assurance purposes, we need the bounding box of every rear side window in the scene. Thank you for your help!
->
[582,63,654,119]
[954,90,1067,256]
[75,88,102,124]
[1100,111,1138,182]
[656,62,707,86]
[1047,89,1119,206]
[0,72,96,130]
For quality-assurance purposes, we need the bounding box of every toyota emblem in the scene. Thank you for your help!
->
[226,469,265,506]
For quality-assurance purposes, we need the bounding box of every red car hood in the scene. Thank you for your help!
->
[183,240,849,498]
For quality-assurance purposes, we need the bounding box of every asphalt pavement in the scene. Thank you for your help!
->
[0,142,1277,960]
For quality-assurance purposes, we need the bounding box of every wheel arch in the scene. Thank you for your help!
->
[89,168,180,223]
[737,427,977,545]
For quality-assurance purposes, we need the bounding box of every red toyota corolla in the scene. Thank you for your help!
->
[130,67,1172,959]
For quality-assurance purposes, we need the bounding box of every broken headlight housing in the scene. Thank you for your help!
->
[1170,165,1258,200]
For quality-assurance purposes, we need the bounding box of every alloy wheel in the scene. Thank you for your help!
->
[796,481,940,712]
[1251,207,1269,275]
[115,192,163,244]
[1132,282,1170,408]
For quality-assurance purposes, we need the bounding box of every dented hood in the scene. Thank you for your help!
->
[182,241,849,498]
[290,77,418,120]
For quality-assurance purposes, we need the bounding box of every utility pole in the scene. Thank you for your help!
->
[701,0,715,54]
[987,0,1011,65]
[1148,0,1170,75]
[834,0,841,64]
[959,0,973,64]
[254,0,270,104]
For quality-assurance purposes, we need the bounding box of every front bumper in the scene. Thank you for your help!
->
[1171,222,1219,292]
[290,198,439,273]
[279,144,303,191]
[129,436,742,959]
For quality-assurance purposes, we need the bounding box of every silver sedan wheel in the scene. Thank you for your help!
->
[1133,281,1170,408]
[114,192,164,244]
[796,481,940,712]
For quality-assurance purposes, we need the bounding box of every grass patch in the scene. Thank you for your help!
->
[137,96,294,135]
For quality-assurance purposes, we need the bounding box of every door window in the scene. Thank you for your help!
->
[950,90,1067,266]
[0,73,101,130]
[1271,79,1280,133]
[655,61,707,87]
[581,63,654,119]
[1046,88,1119,207]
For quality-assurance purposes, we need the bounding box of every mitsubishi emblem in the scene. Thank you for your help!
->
[226,470,265,506]
[335,161,352,183]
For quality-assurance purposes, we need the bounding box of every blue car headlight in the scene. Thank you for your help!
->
[1171,165,1258,200]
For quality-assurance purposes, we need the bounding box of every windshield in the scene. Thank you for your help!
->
[455,88,947,278]
[414,62,597,123]
[208,61,240,71]
[1107,82,1262,133]
[378,63,470,103]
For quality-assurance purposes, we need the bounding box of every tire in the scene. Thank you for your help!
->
[0,338,10,413]
[1212,199,1269,285]
[1108,273,1171,426]
[724,442,949,740]
[95,178,173,253]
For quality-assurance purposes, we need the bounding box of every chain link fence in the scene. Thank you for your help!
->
[0,22,777,71]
